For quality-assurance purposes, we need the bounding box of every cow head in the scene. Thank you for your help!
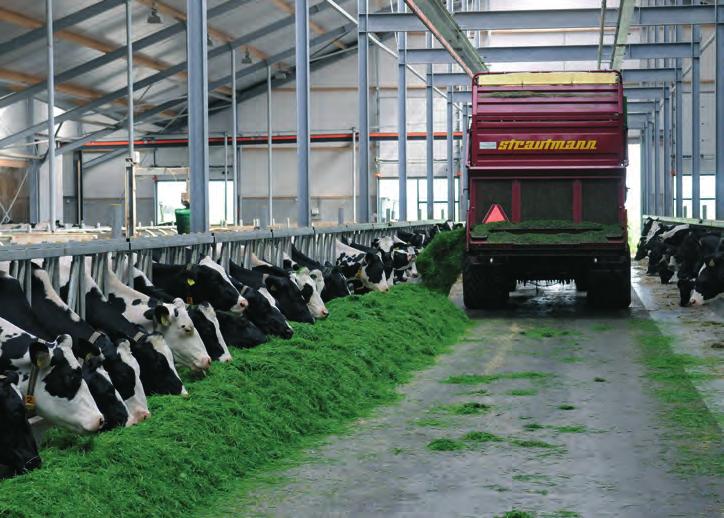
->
[130,333,187,396]
[677,278,696,307]
[361,252,389,292]
[30,336,105,434]
[690,255,724,305]
[81,355,130,430]
[321,264,351,302]
[291,266,329,319]
[103,339,149,424]
[187,302,232,362]
[216,310,267,349]
[264,274,315,324]
[239,285,294,339]
[193,257,248,313]
[152,298,211,372]
[0,370,41,479]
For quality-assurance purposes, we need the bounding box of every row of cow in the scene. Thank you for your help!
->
[0,226,447,480]
[634,217,724,306]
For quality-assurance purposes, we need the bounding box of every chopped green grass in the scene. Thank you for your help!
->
[512,473,553,484]
[543,511,581,518]
[443,371,552,385]
[591,323,614,332]
[553,425,587,434]
[510,438,560,449]
[594,377,607,382]
[412,417,451,428]
[521,326,574,339]
[471,220,624,245]
[427,438,466,451]
[558,404,576,410]
[508,388,538,396]
[0,285,468,518]
[450,402,492,415]
[463,431,505,443]
[631,318,724,476]
[495,509,536,518]
[416,228,465,294]
[523,423,545,431]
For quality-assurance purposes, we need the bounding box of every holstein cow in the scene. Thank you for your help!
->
[215,310,267,348]
[0,371,41,479]
[287,244,351,302]
[29,265,150,422]
[151,256,248,314]
[0,323,104,433]
[0,267,135,428]
[689,252,724,306]
[102,262,217,369]
[343,238,395,287]
[372,236,419,282]
[230,281,293,339]
[56,260,186,397]
[335,240,389,293]
[251,255,329,319]
[677,233,724,306]
[132,267,232,358]
[229,260,314,324]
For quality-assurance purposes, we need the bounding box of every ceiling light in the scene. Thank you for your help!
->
[147,5,161,24]
[241,49,252,64]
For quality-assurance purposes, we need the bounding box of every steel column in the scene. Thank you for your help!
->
[641,126,649,215]
[446,90,454,221]
[352,128,357,222]
[663,85,671,215]
[26,98,39,224]
[186,0,210,233]
[231,48,239,225]
[267,64,274,226]
[357,0,370,222]
[426,33,434,220]
[295,0,310,227]
[462,102,469,221]
[716,2,724,219]
[692,24,701,218]
[648,120,656,213]
[46,0,56,231]
[125,0,136,237]
[397,0,407,221]
[675,54,683,216]
[654,103,661,215]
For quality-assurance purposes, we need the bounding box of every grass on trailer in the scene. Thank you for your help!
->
[0,285,468,518]
[416,228,465,294]
[471,220,624,245]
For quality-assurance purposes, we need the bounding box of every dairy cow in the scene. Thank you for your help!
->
[287,245,351,302]
[0,371,41,479]
[151,256,248,313]
[230,261,314,324]
[0,324,104,433]
[689,253,724,306]
[215,310,267,348]
[232,281,293,338]
[81,355,130,430]
[102,264,215,370]
[335,240,389,293]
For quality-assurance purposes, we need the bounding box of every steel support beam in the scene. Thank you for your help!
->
[366,5,721,32]
[716,2,724,219]
[446,89,454,221]
[425,32,434,220]
[654,103,661,215]
[675,12,684,217]
[187,0,209,233]
[641,126,649,216]
[295,0,310,228]
[397,0,407,221]
[357,0,370,223]
[406,43,691,64]
[648,120,656,213]
[692,25,701,218]
[462,102,469,222]
[663,86,671,216]
[125,0,136,237]
[46,0,56,231]
[231,48,239,225]
[267,64,274,226]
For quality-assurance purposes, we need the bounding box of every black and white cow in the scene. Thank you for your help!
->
[103,263,217,370]
[233,281,294,339]
[230,261,314,324]
[397,230,429,248]
[335,240,389,293]
[81,355,130,430]
[689,252,724,306]
[251,255,329,319]
[56,261,186,397]
[151,256,248,313]
[0,323,104,433]
[0,371,41,479]
[215,310,267,349]
[29,265,150,422]
[288,244,351,302]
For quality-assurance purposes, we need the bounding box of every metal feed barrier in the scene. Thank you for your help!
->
[0,221,441,320]
[642,215,724,231]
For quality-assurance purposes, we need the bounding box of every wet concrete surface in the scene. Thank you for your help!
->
[213,282,723,518]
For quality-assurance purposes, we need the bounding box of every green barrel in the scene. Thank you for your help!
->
[175,208,191,234]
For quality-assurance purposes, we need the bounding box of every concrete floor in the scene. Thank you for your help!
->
[209,276,723,518]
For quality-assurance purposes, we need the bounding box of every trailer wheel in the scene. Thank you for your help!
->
[462,256,509,310]
[574,275,588,291]
[587,256,631,309]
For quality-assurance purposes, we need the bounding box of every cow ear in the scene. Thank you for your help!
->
[29,341,51,369]
[265,276,280,293]
[1,371,20,386]
[155,305,171,326]
[365,252,376,263]
[116,339,132,356]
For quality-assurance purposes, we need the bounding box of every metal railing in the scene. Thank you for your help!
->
[0,220,441,320]
[642,215,724,231]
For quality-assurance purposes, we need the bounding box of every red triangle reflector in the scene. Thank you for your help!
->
[483,204,509,223]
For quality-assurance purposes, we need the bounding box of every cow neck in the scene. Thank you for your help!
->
[24,364,40,417]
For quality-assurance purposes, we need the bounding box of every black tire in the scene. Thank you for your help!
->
[574,275,588,291]
[586,255,631,309]
[462,256,509,310]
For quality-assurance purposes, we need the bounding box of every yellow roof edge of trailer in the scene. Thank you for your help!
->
[477,71,620,86]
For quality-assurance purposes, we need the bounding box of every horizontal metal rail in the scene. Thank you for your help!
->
[642,215,724,231]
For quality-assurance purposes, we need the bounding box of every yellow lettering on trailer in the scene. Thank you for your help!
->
[497,139,598,151]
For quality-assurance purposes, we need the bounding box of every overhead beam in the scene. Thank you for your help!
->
[271,0,346,50]
[366,5,722,32]
[405,43,691,64]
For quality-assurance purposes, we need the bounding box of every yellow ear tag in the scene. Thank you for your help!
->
[187,278,196,286]
[709,259,716,268]
[24,395,36,411]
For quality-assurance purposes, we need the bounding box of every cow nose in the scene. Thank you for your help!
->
[182,325,194,336]
[321,308,329,318]
[195,356,212,371]
[136,409,150,422]
[85,415,104,433]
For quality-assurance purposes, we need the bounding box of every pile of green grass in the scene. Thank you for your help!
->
[471,220,623,245]
[0,285,468,518]
[416,228,465,294]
